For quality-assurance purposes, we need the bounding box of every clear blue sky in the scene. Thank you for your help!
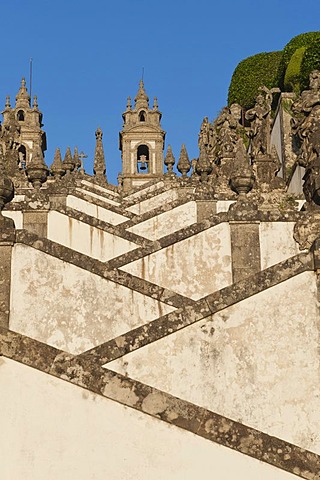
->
[2,0,320,184]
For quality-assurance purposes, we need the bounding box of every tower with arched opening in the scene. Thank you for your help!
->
[119,80,165,191]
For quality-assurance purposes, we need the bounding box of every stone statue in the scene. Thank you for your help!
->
[291,70,320,167]
[245,86,279,157]
[215,103,243,158]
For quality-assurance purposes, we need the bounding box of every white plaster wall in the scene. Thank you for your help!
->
[124,180,165,202]
[127,202,197,240]
[2,210,23,229]
[216,200,236,213]
[270,109,283,176]
[0,358,298,480]
[81,179,120,199]
[67,195,128,225]
[108,271,320,453]
[287,165,305,195]
[48,211,137,261]
[10,245,175,355]
[127,189,179,215]
[259,222,300,269]
[121,223,232,300]
[76,188,120,206]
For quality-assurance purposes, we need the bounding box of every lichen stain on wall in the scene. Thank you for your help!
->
[9,244,175,355]
[122,223,232,300]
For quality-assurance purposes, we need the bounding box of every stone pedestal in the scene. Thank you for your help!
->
[23,210,48,237]
[0,218,15,328]
[230,221,261,282]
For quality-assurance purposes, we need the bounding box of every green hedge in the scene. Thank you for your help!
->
[228,51,282,109]
[300,38,320,90]
[279,31,320,89]
[283,46,306,93]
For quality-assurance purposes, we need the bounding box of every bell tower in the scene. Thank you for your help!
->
[1,78,47,172]
[119,80,166,191]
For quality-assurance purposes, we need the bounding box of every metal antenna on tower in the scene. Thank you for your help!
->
[29,58,33,99]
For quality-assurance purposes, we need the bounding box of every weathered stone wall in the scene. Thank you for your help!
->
[127,201,197,240]
[108,271,320,454]
[121,223,233,300]
[9,244,175,354]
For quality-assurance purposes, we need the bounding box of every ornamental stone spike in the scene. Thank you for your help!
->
[73,146,81,171]
[177,144,191,177]
[62,147,75,174]
[50,147,64,179]
[230,139,255,197]
[164,145,175,174]
[93,127,107,182]
[196,141,212,182]
[26,145,48,190]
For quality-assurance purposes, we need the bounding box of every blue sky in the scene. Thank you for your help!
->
[2,0,320,184]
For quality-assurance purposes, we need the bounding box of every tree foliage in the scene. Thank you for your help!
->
[300,38,320,90]
[283,46,306,94]
[228,51,282,110]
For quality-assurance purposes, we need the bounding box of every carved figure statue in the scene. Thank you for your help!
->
[291,70,320,167]
[215,104,243,158]
[245,86,279,157]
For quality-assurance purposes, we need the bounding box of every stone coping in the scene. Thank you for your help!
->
[76,251,313,366]
[15,229,194,310]
[0,327,319,479]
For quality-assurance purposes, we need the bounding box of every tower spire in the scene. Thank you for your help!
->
[134,80,149,109]
[15,77,31,108]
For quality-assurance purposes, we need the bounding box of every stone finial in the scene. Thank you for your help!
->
[15,77,31,108]
[177,144,191,177]
[50,148,64,179]
[196,142,213,182]
[93,127,107,182]
[73,146,81,171]
[230,139,255,197]
[164,145,175,175]
[134,80,149,109]
[153,97,158,110]
[26,146,48,189]
[33,95,38,109]
[5,96,10,109]
[62,147,75,174]
[126,96,132,111]
[0,144,14,212]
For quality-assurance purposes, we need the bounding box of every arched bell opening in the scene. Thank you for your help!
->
[139,110,146,122]
[18,144,27,169]
[17,110,25,121]
[137,144,149,173]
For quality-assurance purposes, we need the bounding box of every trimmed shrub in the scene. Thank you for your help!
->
[300,38,320,90]
[278,31,320,88]
[228,51,282,110]
[284,46,306,93]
